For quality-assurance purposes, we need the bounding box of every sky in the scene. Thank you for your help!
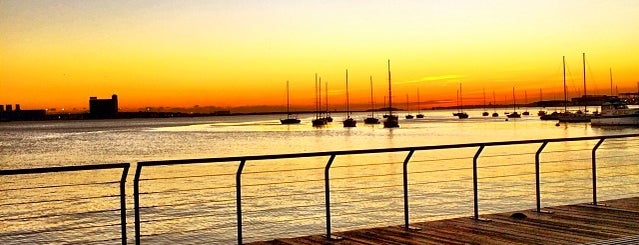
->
[2,0,639,112]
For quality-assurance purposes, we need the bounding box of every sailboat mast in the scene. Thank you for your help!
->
[325,81,329,113]
[370,76,374,117]
[459,83,463,112]
[583,53,587,98]
[286,80,290,115]
[319,77,323,118]
[609,68,613,96]
[483,88,486,110]
[315,73,319,119]
[388,60,393,116]
[493,90,497,112]
[417,88,421,114]
[512,87,516,111]
[345,69,350,118]
[563,56,567,112]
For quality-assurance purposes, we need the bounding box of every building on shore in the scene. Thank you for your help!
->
[0,104,47,121]
[89,94,119,117]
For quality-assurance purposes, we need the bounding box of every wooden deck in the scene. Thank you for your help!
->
[249,197,639,245]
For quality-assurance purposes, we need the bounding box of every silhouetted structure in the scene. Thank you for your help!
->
[89,94,119,117]
[0,104,46,121]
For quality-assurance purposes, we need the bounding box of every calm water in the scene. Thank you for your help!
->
[1,107,638,244]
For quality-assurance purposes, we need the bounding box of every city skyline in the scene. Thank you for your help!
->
[2,0,639,111]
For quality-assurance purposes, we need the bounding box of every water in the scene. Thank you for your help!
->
[1,108,638,244]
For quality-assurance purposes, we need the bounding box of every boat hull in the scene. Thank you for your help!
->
[591,115,639,126]
[364,117,380,124]
[343,118,357,127]
[280,118,301,124]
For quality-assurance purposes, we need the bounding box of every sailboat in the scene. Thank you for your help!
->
[507,87,521,118]
[541,56,567,120]
[522,91,530,116]
[383,60,399,128]
[537,89,547,116]
[364,76,380,124]
[482,88,489,116]
[457,83,469,119]
[280,80,301,124]
[343,69,357,127]
[416,88,424,118]
[312,74,327,127]
[404,94,414,119]
[491,90,499,117]
[323,81,333,122]
[558,53,597,122]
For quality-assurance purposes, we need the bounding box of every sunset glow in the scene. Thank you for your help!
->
[2,0,639,112]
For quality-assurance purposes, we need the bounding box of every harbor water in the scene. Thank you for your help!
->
[1,107,638,244]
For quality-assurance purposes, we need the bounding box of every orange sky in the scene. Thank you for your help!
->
[2,0,639,112]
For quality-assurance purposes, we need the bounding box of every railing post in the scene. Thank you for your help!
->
[236,160,246,245]
[591,138,606,206]
[402,150,420,231]
[472,145,485,220]
[535,141,549,213]
[323,155,342,240]
[133,164,143,245]
[120,164,130,245]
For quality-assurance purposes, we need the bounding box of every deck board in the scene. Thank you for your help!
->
[249,197,639,245]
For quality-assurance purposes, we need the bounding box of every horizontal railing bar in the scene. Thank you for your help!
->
[0,163,129,175]
[137,134,639,167]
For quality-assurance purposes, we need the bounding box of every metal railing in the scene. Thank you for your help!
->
[132,133,639,244]
[0,163,130,244]
[2,134,638,244]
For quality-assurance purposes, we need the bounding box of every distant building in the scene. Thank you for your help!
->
[89,94,119,117]
[571,95,618,106]
[0,104,46,121]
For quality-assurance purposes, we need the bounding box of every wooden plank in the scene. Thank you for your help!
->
[247,197,639,245]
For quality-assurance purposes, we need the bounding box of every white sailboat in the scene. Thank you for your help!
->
[280,80,301,124]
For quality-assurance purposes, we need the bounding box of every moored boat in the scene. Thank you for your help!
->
[280,80,301,125]
[591,101,639,126]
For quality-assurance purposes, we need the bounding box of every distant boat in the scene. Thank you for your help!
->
[343,69,357,127]
[507,87,521,118]
[522,91,530,116]
[456,83,469,119]
[537,88,547,116]
[591,100,639,126]
[558,53,597,123]
[383,60,399,128]
[312,74,327,127]
[280,80,301,124]
[404,94,414,119]
[364,76,380,124]
[416,88,424,118]
[492,90,499,117]
[323,80,333,122]
[482,88,489,116]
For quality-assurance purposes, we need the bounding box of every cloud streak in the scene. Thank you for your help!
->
[396,75,466,85]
